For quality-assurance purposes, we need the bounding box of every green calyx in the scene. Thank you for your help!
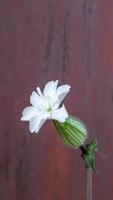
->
[80,138,98,170]
[53,116,87,148]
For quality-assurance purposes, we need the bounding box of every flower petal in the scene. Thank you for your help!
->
[56,84,71,105]
[30,91,40,107]
[54,80,59,88]
[30,91,48,110]
[51,104,68,123]
[43,80,59,97]
[21,106,37,121]
[36,87,43,96]
[35,119,46,133]
[29,114,48,133]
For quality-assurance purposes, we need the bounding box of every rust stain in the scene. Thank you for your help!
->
[82,0,95,77]
[62,0,71,81]
[43,0,54,73]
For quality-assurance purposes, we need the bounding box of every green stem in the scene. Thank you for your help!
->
[87,167,92,200]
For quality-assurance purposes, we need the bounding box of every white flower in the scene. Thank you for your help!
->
[21,80,71,133]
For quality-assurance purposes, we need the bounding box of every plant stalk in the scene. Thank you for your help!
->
[87,167,92,200]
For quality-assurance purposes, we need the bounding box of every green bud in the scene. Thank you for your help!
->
[53,116,87,148]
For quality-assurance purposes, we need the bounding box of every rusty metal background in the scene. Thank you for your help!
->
[0,0,113,199]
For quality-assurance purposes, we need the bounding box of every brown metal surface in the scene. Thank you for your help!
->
[0,0,113,199]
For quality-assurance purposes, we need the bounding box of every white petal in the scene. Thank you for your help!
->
[30,91,41,107]
[56,84,71,105]
[30,90,47,109]
[36,87,43,96]
[54,80,59,88]
[21,106,37,121]
[51,105,68,123]
[29,114,48,133]
[35,119,46,133]
[43,80,59,97]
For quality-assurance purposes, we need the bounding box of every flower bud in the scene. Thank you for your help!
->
[53,116,87,148]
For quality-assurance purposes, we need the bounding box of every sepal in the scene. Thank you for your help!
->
[80,138,97,170]
[53,116,87,148]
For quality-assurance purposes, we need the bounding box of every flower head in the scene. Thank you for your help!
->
[21,80,71,133]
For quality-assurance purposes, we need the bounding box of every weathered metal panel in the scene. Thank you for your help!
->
[0,0,113,199]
